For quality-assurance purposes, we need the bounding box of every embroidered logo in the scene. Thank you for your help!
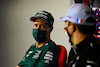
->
[26,51,33,57]
[32,50,41,59]
[77,18,82,23]
[44,51,53,64]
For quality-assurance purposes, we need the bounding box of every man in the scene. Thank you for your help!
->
[58,4,100,67]
[17,11,59,67]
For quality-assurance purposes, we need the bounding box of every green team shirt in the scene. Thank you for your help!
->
[17,40,59,67]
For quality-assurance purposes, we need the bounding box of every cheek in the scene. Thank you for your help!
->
[65,22,69,27]
[67,28,72,34]
[65,25,68,28]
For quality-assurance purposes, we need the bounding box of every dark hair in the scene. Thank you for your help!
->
[76,17,96,35]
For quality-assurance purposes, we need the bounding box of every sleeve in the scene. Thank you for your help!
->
[37,46,59,67]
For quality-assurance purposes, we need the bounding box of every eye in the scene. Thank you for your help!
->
[40,25,45,28]
[34,24,38,27]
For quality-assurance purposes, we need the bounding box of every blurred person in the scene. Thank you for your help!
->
[58,4,100,67]
[16,11,59,67]
[92,0,100,39]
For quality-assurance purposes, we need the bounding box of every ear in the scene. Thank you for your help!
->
[49,27,53,33]
[46,27,53,37]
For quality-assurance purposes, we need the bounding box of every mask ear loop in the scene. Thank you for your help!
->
[46,27,50,31]
[46,27,51,37]
[64,29,70,42]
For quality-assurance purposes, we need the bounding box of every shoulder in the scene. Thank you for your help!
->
[44,40,60,57]
[29,43,36,49]
[26,43,36,53]
[47,40,59,52]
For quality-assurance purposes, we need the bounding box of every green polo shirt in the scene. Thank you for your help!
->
[17,40,59,67]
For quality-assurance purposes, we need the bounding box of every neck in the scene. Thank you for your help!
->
[36,37,50,48]
[36,42,46,48]
[71,32,89,48]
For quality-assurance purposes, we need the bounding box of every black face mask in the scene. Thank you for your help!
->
[32,29,47,43]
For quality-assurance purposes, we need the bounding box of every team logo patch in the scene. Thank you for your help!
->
[77,18,82,23]
[87,60,98,65]
[68,16,71,19]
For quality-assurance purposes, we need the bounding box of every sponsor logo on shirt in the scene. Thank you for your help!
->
[87,60,98,65]
[32,50,41,59]
[25,51,33,57]
[44,51,53,64]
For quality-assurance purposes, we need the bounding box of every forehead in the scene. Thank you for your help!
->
[34,19,49,25]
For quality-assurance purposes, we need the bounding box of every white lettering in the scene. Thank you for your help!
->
[47,51,53,55]
[38,12,48,15]
[36,14,47,19]
[44,56,53,61]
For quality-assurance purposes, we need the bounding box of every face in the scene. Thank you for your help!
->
[32,19,52,43]
[64,21,75,43]
[33,19,52,36]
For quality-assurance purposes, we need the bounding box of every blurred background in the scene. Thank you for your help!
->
[1,0,71,67]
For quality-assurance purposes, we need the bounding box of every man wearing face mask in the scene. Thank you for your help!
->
[16,11,59,67]
[58,4,100,67]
